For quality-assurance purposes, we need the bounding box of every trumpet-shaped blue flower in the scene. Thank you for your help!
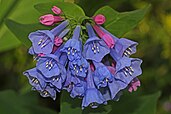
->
[69,57,89,78]
[82,67,106,109]
[83,23,110,62]
[29,20,69,54]
[100,26,138,58]
[63,67,86,98]
[93,62,113,88]
[93,62,127,100]
[114,58,142,84]
[35,46,67,91]
[60,25,82,61]
[23,68,57,100]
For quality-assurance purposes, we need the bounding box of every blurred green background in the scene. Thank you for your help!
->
[0,0,171,114]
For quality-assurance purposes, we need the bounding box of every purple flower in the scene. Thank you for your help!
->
[100,26,138,58]
[83,23,110,62]
[23,68,57,100]
[82,67,106,109]
[36,47,67,81]
[93,62,127,100]
[69,57,89,78]
[63,67,86,98]
[60,25,82,61]
[29,20,69,55]
[39,85,57,100]
[93,62,113,88]
[114,58,142,85]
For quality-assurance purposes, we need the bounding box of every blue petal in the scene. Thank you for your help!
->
[114,58,142,84]
[50,20,69,36]
[84,37,110,62]
[36,57,60,78]
[23,68,46,90]
[40,85,56,100]
[60,39,82,61]
[115,38,138,57]
[70,81,86,98]
[29,30,54,54]
[82,88,106,109]
[108,78,127,99]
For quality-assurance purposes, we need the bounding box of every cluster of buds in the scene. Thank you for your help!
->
[24,6,142,109]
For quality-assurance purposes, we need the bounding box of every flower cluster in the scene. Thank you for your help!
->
[24,6,142,109]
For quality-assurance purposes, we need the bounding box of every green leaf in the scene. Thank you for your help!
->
[75,0,126,16]
[0,0,59,52]
[34,2,85,21]
[94,5,151,37]
[5,19,50,48]
[60,91,160,114]
[0,90,57,114]
[0,23,21,52]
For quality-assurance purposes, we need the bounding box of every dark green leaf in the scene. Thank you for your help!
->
[60,91,160,114]
[34,2,85,21]
[0,90,57,114]
[95,5,151,37]
[75,0,126,16]
[5,19,50,48]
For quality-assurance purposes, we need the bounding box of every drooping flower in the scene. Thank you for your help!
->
[52,6,62,15]
[23,68,57,100]
[60,25,82,61]
[29,20,69,55]
[35,46,68,91]
[83,23,110,62]
[93,25,115,48]
[93,61,113,88]
[100,26,138,58]
[63,67,87,98]
[39,14,63,26]
[114,58,142,86]
[93,14,106,25]
[69,57,89,78]
[82,67,106,109]
[92,61,127,100]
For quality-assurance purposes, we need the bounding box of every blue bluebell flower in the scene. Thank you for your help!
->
[60,25,82,61]
[100,26,138,58]
[92,62,128,100]
[114,58,142,84]
[83,23,110,62]
[63,67,86,98]
[82,67,106,109]
[23,68,57,100]
[35,46,68,91]
[29,28,70,56]
[69,57,89,78]
[29,20,69,54]
[93,62,113,88]
[36,47,66,77]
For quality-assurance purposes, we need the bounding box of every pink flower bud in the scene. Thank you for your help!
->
[93,14,106,25]
[54,37,63,46]
[39,14,63,26]
[52,6,62,15]
[93,25,115,48]
[128,80,141,93]
[102,34,115,48]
